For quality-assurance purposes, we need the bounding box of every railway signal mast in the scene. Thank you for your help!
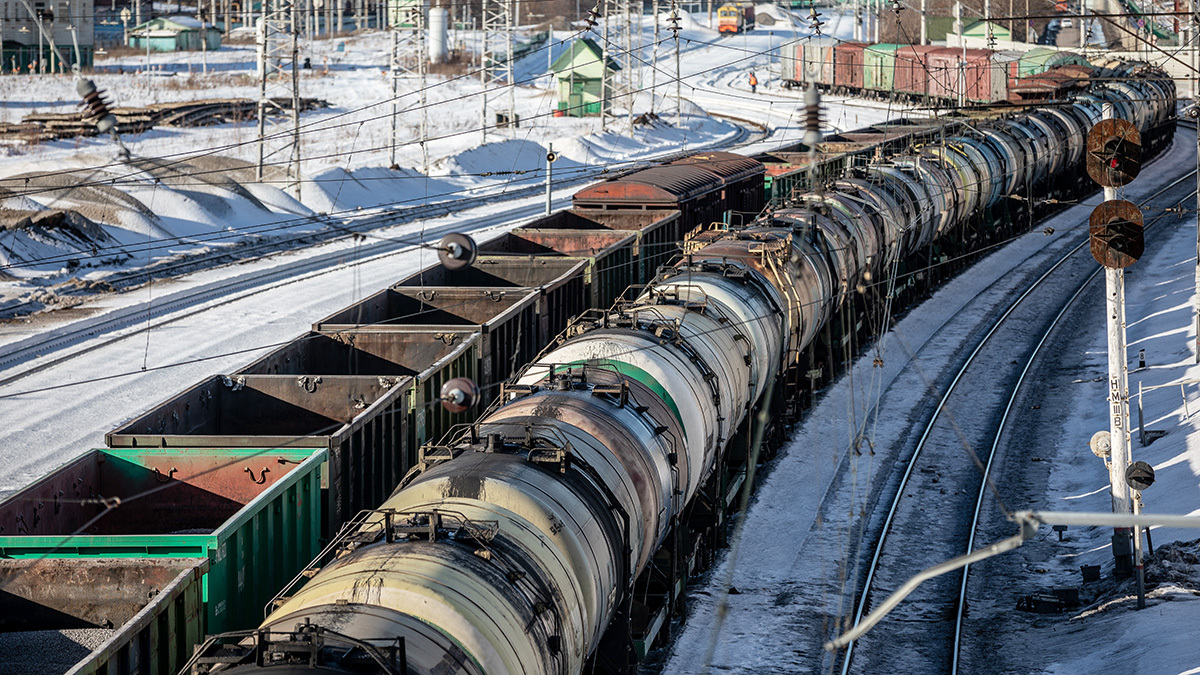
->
[1086,105,1144,575]
[479,0,513,143]
[388,0,429,172]
[257,0,303,198]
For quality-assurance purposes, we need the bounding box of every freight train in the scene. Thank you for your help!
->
[780,40,1128,104]
[168,59,1177,675]
[0,56,1173,675]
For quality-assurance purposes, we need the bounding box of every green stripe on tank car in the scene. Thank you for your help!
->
[566,359,686,440]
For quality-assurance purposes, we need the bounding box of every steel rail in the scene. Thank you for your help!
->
[949,163,1200,674]
[840,161,1200,675]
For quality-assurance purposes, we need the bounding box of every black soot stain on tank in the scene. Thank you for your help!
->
[442,473,485,500]
[532,401,564,420]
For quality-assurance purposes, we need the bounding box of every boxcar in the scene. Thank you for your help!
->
[783,36,836,88]
[833,41,867,91]
[863,43,901,92]
[894,45,940,97]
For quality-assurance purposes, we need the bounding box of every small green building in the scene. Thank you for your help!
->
[550,38,620,117]
[963,20,1012,42]
[128,16,222,52]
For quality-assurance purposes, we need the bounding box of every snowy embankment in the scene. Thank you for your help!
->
[0,25,743,316]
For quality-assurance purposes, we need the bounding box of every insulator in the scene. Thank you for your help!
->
[76,78,117,135]
[804,83,822,148]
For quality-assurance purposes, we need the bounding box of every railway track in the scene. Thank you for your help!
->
[840,159,1198,675]
[0,120,765,383]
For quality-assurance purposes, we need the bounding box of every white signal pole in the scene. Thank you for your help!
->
[1102,101,1133,521]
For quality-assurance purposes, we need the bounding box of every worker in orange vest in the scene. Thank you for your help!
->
[749,71,758,93]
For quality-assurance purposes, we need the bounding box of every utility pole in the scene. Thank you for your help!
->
[389,0,428,173]
[955,1,964,109]
[545,143,556,214]
[600,2,609,132]
[1080,3,1086,49]
[620,0,635,138]
[650,0,660,112]
[671,3,681,128]
[920,0,926,45]
[853,0,860,41]
[256,0,303,198]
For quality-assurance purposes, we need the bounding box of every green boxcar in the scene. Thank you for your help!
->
[863,43,901,93]
[237,329,481,466]
[0,448,323,635]
[0,558,207,675]
[479,229,637,310]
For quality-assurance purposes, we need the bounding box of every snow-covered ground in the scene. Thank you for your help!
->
[0,8,903,316]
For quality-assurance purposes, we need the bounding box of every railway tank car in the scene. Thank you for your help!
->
[183,64,1176,675]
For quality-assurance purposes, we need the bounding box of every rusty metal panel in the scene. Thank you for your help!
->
[1089,199,1144,268]
[1087,118,1141,187]
[0,447,322,635]
[392,255,584,289]
[236,330,480,467]
[523,209,682,285]
[572,165,723,207]
[0,558,205,633]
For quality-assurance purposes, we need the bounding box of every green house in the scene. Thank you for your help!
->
[550,38,621,117]
[128,16,222,52]
[964,20,1012,42]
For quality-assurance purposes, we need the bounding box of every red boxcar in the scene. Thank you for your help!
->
[833,42,867,91]
[927,48,996,102]
[894,45,940,96]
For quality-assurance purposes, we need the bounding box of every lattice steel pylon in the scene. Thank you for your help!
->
[600,0,636,137]
[479,0,513,143]
[257,0,303,198]
[389,0,428,172]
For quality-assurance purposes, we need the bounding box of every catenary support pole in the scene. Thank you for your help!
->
[920,0,926,44]
[545,143,553,215]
